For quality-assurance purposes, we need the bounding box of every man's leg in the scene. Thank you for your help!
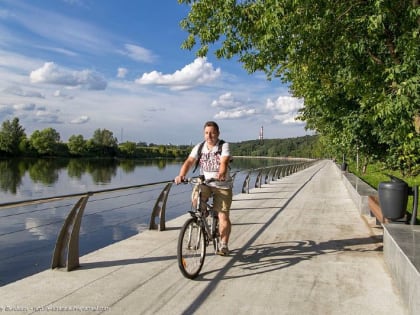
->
[192,184,210,210]
[213,187,232,255]
[218,211,231,244]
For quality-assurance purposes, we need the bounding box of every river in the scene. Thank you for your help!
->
[0,157,296,286]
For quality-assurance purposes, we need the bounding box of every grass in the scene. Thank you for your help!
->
[345,161,420,221]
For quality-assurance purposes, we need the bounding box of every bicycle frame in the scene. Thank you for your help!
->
[188,179,219,248]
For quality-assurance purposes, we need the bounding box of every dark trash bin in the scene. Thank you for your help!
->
[378,175,409,221]
[341,162,348,172]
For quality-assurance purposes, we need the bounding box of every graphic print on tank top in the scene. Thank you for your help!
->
[199,151,220,172]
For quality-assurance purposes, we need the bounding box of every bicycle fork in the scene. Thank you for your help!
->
[186,220,202,250]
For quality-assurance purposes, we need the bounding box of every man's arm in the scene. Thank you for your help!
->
[174,156,196,184]
[217,155,230,181]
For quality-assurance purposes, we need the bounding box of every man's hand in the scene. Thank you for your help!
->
[174,175,185,184]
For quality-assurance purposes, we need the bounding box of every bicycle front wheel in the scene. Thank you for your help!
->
[177,218,206,279]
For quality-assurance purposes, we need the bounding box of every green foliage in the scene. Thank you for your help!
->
[119,141,137,157]
[90,128,118,156]
[0,117,26,155]
[0,116,320,159]
[178,0,420,175]
[0,118,192,159]
[29,128,61,156]
[230,135,319,158]
[68,134,87,156]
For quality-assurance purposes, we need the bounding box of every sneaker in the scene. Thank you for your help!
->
[217,244,229,256]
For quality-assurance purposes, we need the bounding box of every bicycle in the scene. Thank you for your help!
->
[177,176,221,279]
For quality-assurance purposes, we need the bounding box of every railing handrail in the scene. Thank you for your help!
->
[0,180,172,210]
[0,162,308,209]
[0,159,317,275]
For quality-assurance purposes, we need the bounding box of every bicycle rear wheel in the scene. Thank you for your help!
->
[177,217,206,279]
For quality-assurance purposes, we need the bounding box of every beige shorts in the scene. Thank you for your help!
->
[191,184,232,213]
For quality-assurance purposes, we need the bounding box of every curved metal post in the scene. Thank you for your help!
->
[51,194,90,271]
[231,172,237,183]
[282,165,287,177]
[283,165,289,176]
[278,165,285,178]
[242,172,251,194]
[272,167,279,181]
[149,182,173,231]
[264,168,271,184]
[255,169,263,188]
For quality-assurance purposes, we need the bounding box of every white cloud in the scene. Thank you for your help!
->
[30,62,107,90]
[265,96,304,125]
[214,108,257,119]
[36,45,79,57]
[135,57,221,90]
[266,96,303,113]
[70,115,90,124]
[122,44,156,63]
[53,90,74,99]
[211,92,242,109]
[3,86,44,98]
[281,116,300,124]
[211,92,258,120]
[33,109,63,124]
[117,67,128,78]
[0,51,44,73]
[13,103,36,111]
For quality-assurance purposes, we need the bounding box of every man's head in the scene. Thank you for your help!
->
[203,121,220,145]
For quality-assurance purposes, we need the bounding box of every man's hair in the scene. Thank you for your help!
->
[203,121,219,132]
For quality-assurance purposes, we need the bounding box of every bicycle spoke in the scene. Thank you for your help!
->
[177,218,206,279]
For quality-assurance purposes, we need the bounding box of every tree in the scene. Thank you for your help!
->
[119,141,137,157]
[178,0,420,174]
[91,128,118,156]
[30,128,61,156]
[68,134,87,156]
[0,117,26,155]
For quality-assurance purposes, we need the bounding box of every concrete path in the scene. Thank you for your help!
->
[0,160,407,315]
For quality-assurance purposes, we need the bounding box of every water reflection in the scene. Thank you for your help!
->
[0,158,185,202]
[0,157,283,198]
[0,157,300,285]
[0,159,25,194]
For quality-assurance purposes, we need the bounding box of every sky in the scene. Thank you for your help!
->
[0,0,309,145]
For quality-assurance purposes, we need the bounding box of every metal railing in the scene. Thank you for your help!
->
[0,160,316,273]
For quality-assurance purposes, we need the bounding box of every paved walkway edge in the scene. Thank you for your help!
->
[340,165,419,315]
[0,160,408,315]
[384,224,420,315]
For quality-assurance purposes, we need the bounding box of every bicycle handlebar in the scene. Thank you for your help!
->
[177,176,217,185]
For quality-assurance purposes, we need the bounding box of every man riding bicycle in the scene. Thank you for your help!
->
[174,121,233,256]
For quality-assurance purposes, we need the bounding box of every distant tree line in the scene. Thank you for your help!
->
[0,117,320,160]
[229,136,320,159]
[0,118,190,159]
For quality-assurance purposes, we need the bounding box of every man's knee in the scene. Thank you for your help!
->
[218,211,230,222]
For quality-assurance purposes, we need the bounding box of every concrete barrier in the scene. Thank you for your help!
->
[338,163,419,315]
